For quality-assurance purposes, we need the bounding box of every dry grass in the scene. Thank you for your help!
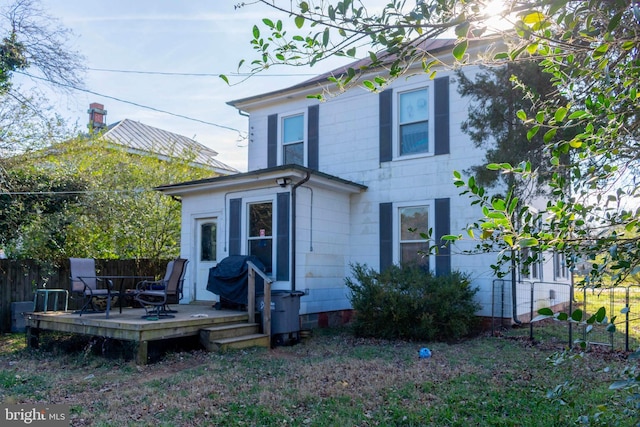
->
[0,327,638,426]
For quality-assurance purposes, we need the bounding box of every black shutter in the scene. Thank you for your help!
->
[229,198,242,256]
[379,89,393,162]
[434,76,450,155]
[267,114,278,167]
[434,198,451,276]
[276,192,290,281]
[308,105,319,170]
[379,202,393,272]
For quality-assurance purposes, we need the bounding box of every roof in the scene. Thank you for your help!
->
[227,39,457,108]
[102,119,238,174]
[156,164,367,196]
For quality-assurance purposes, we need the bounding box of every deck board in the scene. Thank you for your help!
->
[24,304,252,364]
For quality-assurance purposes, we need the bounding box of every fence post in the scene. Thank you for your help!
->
[529,282,535,340]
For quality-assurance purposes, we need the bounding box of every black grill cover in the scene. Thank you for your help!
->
[207,255,266,305]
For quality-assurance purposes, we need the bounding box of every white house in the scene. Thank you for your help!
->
[157,39,570,328]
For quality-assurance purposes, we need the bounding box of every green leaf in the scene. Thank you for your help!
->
[537,307,554,316]
[262,18,274,28]
[452,40,468,61]
[554,107,567,122]
[570,309,583,322]
[516,110,527,121]
[486,163,501,170]
[299,1,309,13]
[556,312,568,321]
[526,126,539,141]
[322,28,330,47]
[219,74,229,84]
[252,25,260,39]
[595,306,606,323]
[294,15,305,29]
[519,238,539,248]
[362,80,375,91]
[522,11,545,24]
[455,21,470,38]
[543,128,557,143]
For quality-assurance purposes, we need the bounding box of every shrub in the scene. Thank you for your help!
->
[345,263,481,341]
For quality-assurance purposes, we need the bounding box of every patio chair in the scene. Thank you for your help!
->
[69,257,114,316]
[134,258,188,320]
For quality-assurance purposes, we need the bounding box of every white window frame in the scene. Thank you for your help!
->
[393,81,434,160]
[553,251,568,280]
[393,201,435,268]
[239,194,281,278]
[520,248,543,281]
[279,110,307,167]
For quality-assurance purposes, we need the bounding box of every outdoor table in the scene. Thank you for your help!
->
[33,288,69,312]
[78,275,153,318]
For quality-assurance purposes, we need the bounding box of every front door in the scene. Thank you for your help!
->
[195,218,218,301]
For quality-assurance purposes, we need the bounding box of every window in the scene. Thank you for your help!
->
[554,252,568,280]
[520,248,543,281]
[248,202,273,273]
[282,114,304,165]
[399,88,428,156]
[399,206,429,267]
[200,221,217,262]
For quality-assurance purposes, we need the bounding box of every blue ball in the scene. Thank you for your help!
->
[419,347,431,358]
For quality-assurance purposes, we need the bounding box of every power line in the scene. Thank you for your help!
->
[2,189,150,195]
[87,67,317,77]
[16,71,247,136]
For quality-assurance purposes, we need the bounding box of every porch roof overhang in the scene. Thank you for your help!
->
[155,164,367,197]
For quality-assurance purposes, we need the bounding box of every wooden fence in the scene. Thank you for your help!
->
[0,259,169,332]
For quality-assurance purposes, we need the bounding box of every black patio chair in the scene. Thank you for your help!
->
[134,258,188,320]
[69,257,114,316]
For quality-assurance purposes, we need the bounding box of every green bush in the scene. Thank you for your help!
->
[345,263,481,341]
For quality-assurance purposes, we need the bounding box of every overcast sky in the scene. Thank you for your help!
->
[15,0,352,171]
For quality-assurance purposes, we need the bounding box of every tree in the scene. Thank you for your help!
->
[2,135,216,261]
[236,0,640,285]
[0,0,83,93]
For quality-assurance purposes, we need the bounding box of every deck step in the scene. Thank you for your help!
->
[199,323,269,352]
[205,333,270,352]
[200,323,260,340]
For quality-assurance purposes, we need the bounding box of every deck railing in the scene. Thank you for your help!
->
[246,261,272,343]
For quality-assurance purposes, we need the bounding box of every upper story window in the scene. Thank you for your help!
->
[282,114,304,165]
[399,205,429,267]
[399,88,428,156]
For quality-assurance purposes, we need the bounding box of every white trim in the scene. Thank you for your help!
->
[278,109,308,167]
[392,80,435,160]
[392,200,436,268]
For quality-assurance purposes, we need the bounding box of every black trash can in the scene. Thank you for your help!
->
[258,290,305,346]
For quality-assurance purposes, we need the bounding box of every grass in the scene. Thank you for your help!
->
[0,327,638,426]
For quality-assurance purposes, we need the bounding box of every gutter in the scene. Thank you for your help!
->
[290,171,311,291]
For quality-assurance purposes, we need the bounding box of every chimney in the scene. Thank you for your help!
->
[87,102,107,132]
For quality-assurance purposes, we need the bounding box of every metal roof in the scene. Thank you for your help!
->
[102,119,238,174]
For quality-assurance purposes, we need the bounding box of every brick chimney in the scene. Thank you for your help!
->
[87,102,107,132]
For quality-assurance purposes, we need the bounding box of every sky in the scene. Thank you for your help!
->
[13,0,351,172]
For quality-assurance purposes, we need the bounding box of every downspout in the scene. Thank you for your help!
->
[290,171,311,291]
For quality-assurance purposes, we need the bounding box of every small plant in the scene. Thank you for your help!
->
[345,263,480,341]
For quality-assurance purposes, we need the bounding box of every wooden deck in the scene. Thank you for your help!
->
[24,303,257,364]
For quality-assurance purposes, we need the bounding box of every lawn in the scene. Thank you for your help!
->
[0,327,638,427]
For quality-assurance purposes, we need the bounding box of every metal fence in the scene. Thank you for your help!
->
[492,280,640,352]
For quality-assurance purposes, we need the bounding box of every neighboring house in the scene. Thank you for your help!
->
[157,39,570,328]
[89,103,238,175]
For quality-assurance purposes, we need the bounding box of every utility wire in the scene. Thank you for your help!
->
[16,71,247,136]
[3,189,151,195]
[87,67,317,77]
